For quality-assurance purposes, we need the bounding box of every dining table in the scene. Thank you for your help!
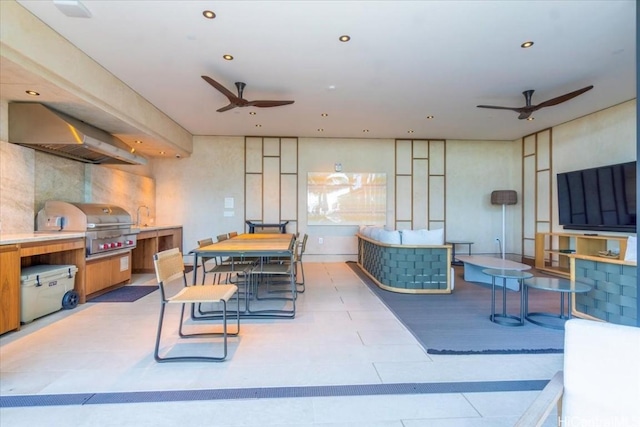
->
[189,233,297,318]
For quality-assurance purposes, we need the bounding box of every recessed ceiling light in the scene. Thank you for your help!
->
[255,124,262,127]
[362,129,369,133]
[321,113,328,117]
[134,140,142,144]
[521,41,534,48]
[223,54,234,61]
[317,128,324,132]
[202,10,216,19]
[426,115,434,119]
[25,90,39,96]
[249,111,256,115]
[159,151,166,155]
[407,130,414,134]
[527,117,535,121]
[339,35,351,42]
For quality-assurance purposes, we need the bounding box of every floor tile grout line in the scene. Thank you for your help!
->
[0,379,549,408]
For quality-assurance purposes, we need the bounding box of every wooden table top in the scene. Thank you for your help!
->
[191,233,295,256]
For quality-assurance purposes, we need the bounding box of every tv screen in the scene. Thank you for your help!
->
[557,161,636,232]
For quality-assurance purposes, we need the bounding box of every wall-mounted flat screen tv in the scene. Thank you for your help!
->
[557,161,636,232]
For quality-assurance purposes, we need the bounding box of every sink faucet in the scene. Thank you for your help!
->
[136,205,150,227]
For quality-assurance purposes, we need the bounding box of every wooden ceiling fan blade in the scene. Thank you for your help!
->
[202,75,238,101]
[476,105,521,112]
[535,85,594,109]
[247,100,295,108]
[216,103,237,113]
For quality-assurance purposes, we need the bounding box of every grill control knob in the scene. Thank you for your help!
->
[99,243,106,250]
[116,242,123,247]
[125,240,133,245]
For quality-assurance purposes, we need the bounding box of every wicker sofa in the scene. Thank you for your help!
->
[356,227,452,294]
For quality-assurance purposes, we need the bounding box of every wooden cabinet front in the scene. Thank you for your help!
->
[86,252,132,297]
[0,245,21,334]
[132,227,182,273]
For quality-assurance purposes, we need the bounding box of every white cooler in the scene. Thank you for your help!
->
[20,264,78,323]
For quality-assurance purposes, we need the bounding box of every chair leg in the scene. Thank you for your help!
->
[154,303,168,362]
[296,261,305,293]
[155,301,237,363]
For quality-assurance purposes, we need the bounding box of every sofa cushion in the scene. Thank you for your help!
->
[377,230,401,245]
[370,227,383,241]
[401,228,444,245]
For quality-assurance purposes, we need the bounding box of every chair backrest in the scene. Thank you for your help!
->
[197,238,215,263]
[217,233,229,242]
[228,231,238,238]
[198,237,214,247]
[296,234,308,260]
[153,248,186,299]
[562,319,640,423]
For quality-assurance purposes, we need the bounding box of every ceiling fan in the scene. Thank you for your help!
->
[477,85,594,120]
[201,75,295,112]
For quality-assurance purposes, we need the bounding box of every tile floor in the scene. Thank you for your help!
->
[0,263,561,426]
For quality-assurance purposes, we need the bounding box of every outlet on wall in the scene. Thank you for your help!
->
[318,237,324,244]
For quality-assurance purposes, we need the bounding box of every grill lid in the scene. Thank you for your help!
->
[36,201,133,232]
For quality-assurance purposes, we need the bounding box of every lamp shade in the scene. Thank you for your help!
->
[491,190,517,205]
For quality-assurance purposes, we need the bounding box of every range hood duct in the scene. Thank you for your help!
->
[8,103,147,165]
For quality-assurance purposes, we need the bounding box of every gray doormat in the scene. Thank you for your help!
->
[89,286,157,303]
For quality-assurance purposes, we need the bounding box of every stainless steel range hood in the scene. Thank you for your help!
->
[8,103,147,165]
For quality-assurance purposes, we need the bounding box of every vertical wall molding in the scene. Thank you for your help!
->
[244,137,298,234]
[394,139,446,231]
[522,128,552,261]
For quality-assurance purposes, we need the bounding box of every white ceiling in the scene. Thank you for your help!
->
[3,0,637,157]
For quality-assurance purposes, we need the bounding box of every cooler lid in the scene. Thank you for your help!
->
[20,264,78,282]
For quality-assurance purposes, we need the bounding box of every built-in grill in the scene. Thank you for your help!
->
[36,201,137,258]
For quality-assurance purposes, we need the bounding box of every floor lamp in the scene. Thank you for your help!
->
[491,190,517,259]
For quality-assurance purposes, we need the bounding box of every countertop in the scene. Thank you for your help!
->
[131,225,182,233]
[0,225,182,245]
[0,232,86,245]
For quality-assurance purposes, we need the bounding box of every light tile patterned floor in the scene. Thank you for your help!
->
[0,263,561,426]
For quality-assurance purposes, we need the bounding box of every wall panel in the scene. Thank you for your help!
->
[245,137,298,231]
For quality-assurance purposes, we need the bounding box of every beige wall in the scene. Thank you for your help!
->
[551,100,637,233]
[153,135,522,260]
[1,99,636,260]
[446,139,522,256]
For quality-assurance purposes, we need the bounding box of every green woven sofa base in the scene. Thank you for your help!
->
[574,258,637,326]
[357,235,451,294]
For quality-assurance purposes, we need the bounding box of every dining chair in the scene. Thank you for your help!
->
[515,318,640,426]
[152,247,240,362]
[246,236,297,318]
[294,233,308,293]
[228,231,238,238]
[197,237,240,285]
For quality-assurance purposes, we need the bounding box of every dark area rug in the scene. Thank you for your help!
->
[90,286,157,303]
[347,262,564,355]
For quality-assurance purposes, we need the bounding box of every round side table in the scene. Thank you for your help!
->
[524,276,592,329]
[482,268,533,327]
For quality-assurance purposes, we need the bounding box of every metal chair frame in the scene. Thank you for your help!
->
[153,248,240,362]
